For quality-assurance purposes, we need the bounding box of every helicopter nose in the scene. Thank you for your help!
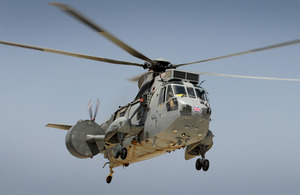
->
[180,104,192,115]
[178,100,210,116]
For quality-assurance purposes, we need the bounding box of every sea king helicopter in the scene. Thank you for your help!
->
[1,3,300,184]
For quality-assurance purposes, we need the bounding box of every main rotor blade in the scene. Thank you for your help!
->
[49,2,154,64]
[0,41,143,66]
[46,123,72,130]
[175,39,300,67]
[198,72,300,82]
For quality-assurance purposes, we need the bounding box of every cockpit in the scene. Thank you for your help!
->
[158,82,209,112]
[164,83,207,100]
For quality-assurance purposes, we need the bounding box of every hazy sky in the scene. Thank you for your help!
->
[0,0,300,194]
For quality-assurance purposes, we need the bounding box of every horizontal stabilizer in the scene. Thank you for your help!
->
[46,123,72,130]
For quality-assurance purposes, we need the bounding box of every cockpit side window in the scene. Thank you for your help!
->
[187,87,196,98]
[166,85,178,112]
[173,85,187,97]
[166,85,174,101]
[158,87,165,105]
[195,88,207,101]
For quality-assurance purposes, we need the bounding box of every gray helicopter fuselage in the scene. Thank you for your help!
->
[102,70,212,168]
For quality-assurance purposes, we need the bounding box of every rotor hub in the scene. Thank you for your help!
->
[144,58,173,72]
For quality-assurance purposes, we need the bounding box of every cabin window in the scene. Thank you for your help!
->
[195,88,207,101]
[173,85,187,97]
[187,87,196,98]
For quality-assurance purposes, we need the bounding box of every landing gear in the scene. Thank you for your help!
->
[106,175,112,183]
[195,158,203,170]
[113,146,127,160]
[113,147,120,159]
[195,158,210,171]
[195,144,211,172]
[106,168,114,184]
[113,133,128,160]
[202,159,210,171]
[120,148,127,160]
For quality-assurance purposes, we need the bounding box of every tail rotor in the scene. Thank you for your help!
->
[88,99,100,121]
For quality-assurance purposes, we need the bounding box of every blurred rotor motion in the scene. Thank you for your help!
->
[88,99,100,121]
[173,39,300,67]
[0,2,299,81]
[197,72,300,82]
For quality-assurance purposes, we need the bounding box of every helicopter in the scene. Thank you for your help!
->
[1,3,300,184]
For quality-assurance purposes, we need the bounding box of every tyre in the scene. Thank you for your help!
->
[195,158,202,171]
[202,159,210,171]
[106,175,112,184]
[120,148,127,160]
[113,147,120,159]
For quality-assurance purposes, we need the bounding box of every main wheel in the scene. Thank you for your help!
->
[195,158,203,171]
[202,159,210,171]
[113,147,120,159]
[106,175,112,184]
[120,148,127,160]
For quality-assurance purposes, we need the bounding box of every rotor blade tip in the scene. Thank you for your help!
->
[49,2,68,10]
[48,2,60,5]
